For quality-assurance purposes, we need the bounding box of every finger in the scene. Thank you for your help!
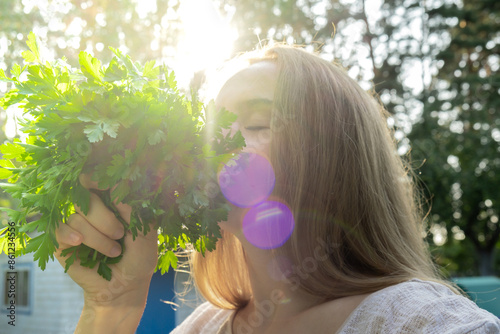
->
[75,192,125,240]
[55,221,84,248]
[66,213,122,258]
[114,202,131,225]
[79,173,108,190]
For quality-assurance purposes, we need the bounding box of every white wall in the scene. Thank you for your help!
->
[0,253,84,334]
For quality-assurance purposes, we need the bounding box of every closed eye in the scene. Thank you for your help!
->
[245,126,269,131]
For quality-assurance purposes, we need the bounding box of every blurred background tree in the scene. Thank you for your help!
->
[408,0,500,276]
[0,0,181,68]
[1,0,498,276]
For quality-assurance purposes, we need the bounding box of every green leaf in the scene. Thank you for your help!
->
[0,159,16,168]
[177,233,188,249]
[0,208,23,224]
[63,248,78,272]
[193,190,209,207]
[97,262,112,281]
[107,153,127,177]
[148,129,166,145]
[22,50,37,63]
[29,234,56,270]
[103,58,128,82]
[79,51,103,82]
[0,142,26,160]
[109,46,140,77]
[0,168,13,179]
[142,60,159,79]
[25,31,41,63]
[110,180,130,203]
[71,182,91,216]
[166,70,177,90]
[78,245,93,263]
[0,68,12,82]
[10,64,23,78]
[102,120,120,138]
[159,249,178,274]
[0,229,9,255]
[83,123,104,143]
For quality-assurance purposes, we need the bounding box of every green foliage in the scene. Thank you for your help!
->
[410,0,500,275]
[0,33,245,280]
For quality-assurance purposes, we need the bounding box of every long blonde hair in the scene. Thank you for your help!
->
[191,45,448,310]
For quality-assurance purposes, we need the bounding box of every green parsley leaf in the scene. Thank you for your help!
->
[79,51,103,82]
[25,31,41,63]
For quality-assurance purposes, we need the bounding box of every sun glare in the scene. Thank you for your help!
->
[173,0,237,90]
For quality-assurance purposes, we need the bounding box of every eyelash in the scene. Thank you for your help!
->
[244,126,269,131]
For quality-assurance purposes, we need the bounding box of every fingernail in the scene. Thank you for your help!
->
[113,229,124,239]
[110,245,121,257]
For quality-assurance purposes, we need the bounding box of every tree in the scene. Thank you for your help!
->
[409,0,500,276]
[0,0,182,68]
[218,0,324,52]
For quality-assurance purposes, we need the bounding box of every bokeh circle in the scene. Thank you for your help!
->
[242,201,295,249]
[218,152,275,208]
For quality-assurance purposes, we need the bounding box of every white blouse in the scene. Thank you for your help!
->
[171,279,500,333]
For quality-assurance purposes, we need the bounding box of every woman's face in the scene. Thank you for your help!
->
[215,61,278,238]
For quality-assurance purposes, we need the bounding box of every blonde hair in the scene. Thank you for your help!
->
[191,45,450,310]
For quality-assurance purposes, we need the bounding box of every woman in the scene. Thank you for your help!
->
[55,45,499,333]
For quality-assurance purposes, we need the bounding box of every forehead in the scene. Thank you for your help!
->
[215,61,278,111]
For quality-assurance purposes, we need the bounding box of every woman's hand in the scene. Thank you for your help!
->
[54,174,158,333]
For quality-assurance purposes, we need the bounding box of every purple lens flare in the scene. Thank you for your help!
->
[242,201,295,249]
[218,152,295,249]
[218,152,275,208]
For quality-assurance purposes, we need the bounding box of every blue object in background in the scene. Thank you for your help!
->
[453,276,500,317]
[137,270,176,333]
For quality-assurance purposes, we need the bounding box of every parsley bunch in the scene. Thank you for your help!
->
[0,33,244,280]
